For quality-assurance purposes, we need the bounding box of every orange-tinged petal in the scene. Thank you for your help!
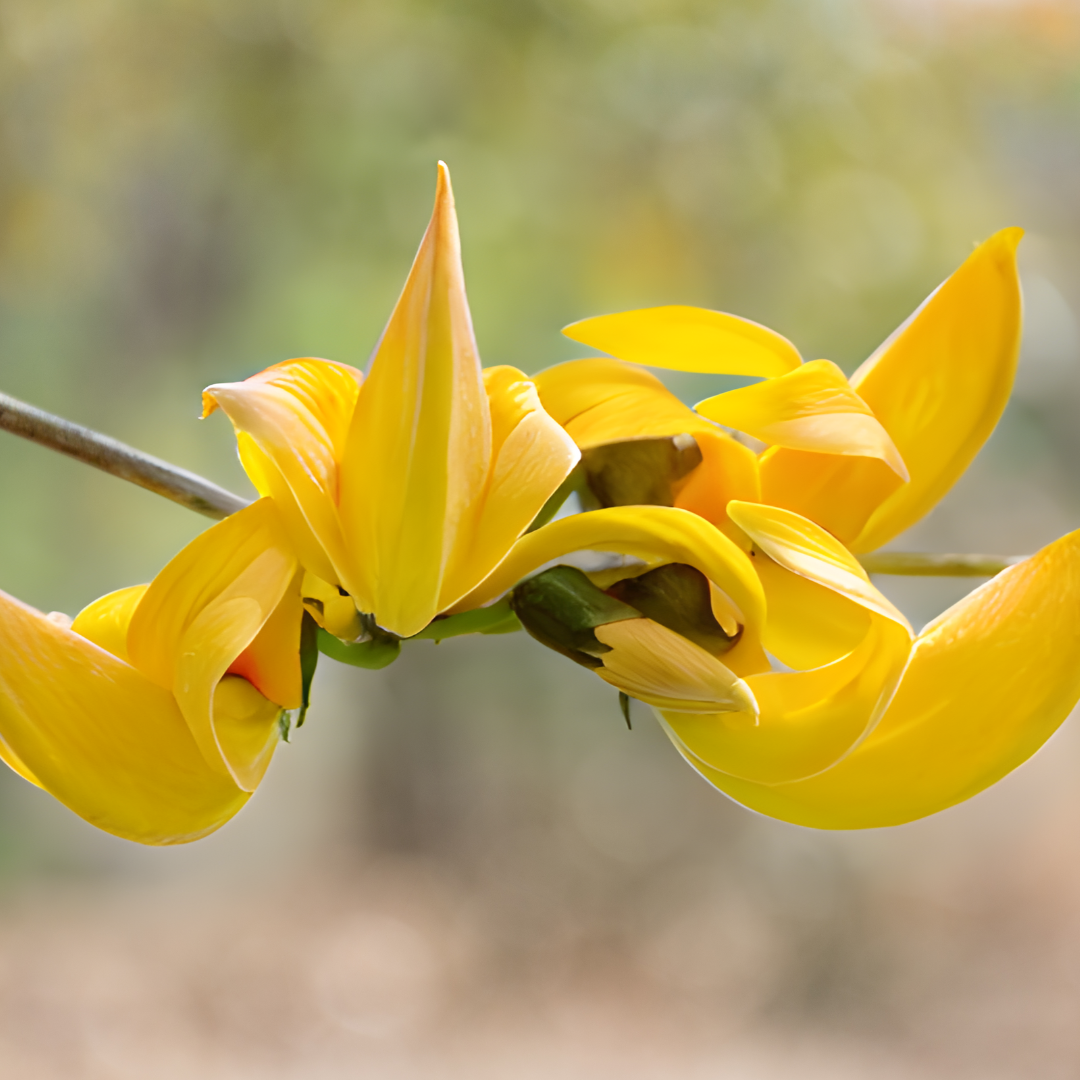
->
[759,229,1023,550]
[686,525,1080,827]
[203,358,362,586]
[562,306,802,376]
[127,499,299,791]
[697,360,908,479]
[338,162,492,637]
[0,588,247,844]
[438,366,579,610]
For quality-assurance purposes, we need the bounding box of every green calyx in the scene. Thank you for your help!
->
[510,565,639,668]
[511,561,739,669]
[580,434,702,509]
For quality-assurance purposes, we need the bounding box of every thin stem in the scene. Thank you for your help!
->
[0,391,250,520]
[858,552,1024,577]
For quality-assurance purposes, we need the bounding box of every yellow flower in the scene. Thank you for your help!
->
[545,228,1023,551]
[0,499,303,844]
[454,499,1080,827]
[203,163,579,639]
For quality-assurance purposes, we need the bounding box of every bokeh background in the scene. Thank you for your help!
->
[1,0,1080,1075]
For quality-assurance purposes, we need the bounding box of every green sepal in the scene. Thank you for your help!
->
[317,626,401,669]
[409,598,522,641]
[606,562,737,656]
[580,435,702,509]
[296,610,320,727]
[511,565,640,668]
[619,691,632,730]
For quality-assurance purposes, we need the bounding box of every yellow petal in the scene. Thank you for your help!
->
[72,584,148,664]
[726,500,910,629]
[452,505,769,677]
[562,306,802,376]
[127,499,299,791]
[203,358,362,586]
[0,588,247,844]
[593,617,757,714]
[533,357,760,530]
[685,525,1080,827]
[697,360,908,479]
[662,613,912,785]
[301,569,362,640]
[338,162,492,637]
[438,365,579,611]
[759,229,1023,550]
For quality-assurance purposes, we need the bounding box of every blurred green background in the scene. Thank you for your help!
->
[2,1,1080,1075]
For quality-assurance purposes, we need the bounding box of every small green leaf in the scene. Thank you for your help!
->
[619,691,632,730]
[278,709,292,743]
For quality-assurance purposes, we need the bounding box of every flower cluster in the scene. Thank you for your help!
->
[3,164,1077,845]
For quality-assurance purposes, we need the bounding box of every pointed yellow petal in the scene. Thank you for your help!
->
[758,229,1023,550]
[127,499,299,791]
[686,525,1080,827]
[697,360,908,479]
[594,617,757,714]
[533,357,760,530]
[452,504,769,676]
[338,162,492,637]
[662,613,912,784]
[438,366,579,611]
[0,588,247,844]
[203,358,362,586]
[562,306,802,376]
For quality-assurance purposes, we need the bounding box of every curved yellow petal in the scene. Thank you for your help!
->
[127,499,299,791]
[664,613,911,784]
[593,617,757,714]
[438,365,579,611]
[697,360,907,479]
[0,588,247,844]
[682,525,1080,827]
[203,358,362,586]
[562,306,802,376]
[72,584,148,664]
[533,357,760,530]
[727,501,910,629]
[338,162,492,637]
[452,505,769,676]
[759,229,1023,550]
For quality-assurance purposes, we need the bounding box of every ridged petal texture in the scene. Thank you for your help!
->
[206,164,577,638]
[697,359,908,479]
[0,498,300,844]
[562,305,802,376]
[759,228,1023,550]
[534,357,759,529]
[681,526,1080,828]
[661,502,913,786]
